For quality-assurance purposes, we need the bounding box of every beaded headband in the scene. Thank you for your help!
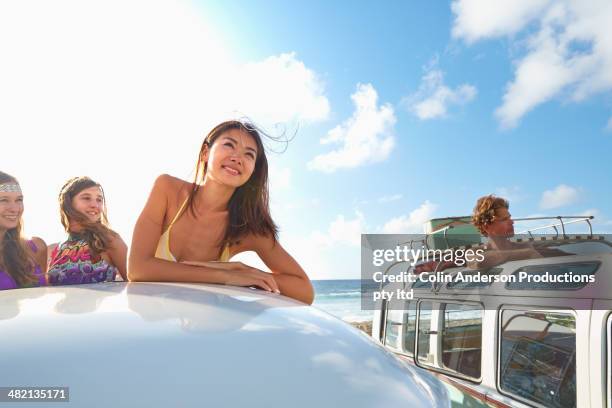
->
[0,183,22,193]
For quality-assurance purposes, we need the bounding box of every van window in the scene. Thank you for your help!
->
[442,304,482,379]
[506,262,599,290]
[417,301,433,365]
[544,241,612,255]
[402,302,417,355]
[384,309,402,350]
[499,310,576,408]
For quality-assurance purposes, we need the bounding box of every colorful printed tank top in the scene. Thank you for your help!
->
[48,234,117,286]
[0,240,46,290]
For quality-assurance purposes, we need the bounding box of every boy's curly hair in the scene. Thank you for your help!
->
[472,195,509,236]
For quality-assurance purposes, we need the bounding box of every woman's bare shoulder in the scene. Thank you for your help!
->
[154,174,192,199]
[155,174,190,191]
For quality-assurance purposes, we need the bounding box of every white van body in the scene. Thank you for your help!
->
[373,237,612,408]
[1,282,455,407]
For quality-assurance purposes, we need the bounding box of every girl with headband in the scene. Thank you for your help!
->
[47,177,127,285]
[128,120,314,304]
[0,171,47,290]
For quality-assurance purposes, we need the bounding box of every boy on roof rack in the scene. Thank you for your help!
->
[469,195,565,269]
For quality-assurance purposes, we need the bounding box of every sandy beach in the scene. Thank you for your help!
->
[349,320,372,336]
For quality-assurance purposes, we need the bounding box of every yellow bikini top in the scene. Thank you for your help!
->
[155,196,230,262]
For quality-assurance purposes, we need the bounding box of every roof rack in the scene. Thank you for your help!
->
[514,216,594,239]
[396,225,455,252]
[383,227,460,292]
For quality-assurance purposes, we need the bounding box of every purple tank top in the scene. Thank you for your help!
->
[0,240,45,290]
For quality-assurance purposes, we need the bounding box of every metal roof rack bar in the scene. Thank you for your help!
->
[514,216,594,238]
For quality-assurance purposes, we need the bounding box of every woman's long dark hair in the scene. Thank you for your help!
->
[0,171,38,287]
[58,177,117,257]
[187,120,278,252]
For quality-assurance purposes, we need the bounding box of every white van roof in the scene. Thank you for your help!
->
[0,282,451,408]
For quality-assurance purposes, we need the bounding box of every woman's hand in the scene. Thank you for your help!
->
[181,261,280,294]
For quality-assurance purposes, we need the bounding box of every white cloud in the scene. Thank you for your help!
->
[495,186,524,203]
[405,69,476,120]
[232,210,366,280]
[494,31,576,128]
[539,184,580,209]
[268,212,367,280]
[452,0,612,129]
[451,0,551,43]
[234,53,330,123]
[269,165,292,191]
[378,194,403,203]
[381,201,437,234]
[0,0,329,243]
[308,83,396,173]
[312,211,366,248]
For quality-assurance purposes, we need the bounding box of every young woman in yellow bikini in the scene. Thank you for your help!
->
[128,121,314,304]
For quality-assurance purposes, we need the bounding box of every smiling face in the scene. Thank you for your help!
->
[204,128,258,188]
[0,190,24,231]
[71,186,104,223]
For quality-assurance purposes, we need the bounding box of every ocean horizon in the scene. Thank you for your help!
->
[311,279,375,323]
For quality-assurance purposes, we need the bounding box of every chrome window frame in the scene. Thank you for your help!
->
[415,299,435,367]
[439,302,484,381]
[381,298,418,357]
[496,306,577,408]
[381,299,389,345]
[414,299,484,384]
[399,300,417,357]
[384,320,402,350]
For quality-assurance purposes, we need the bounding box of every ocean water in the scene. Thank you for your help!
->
[312,279,375,323]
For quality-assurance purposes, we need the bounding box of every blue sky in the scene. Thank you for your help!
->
[1,0,611,279]
[201,0,612,278]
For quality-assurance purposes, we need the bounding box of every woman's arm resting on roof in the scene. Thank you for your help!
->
[247,234,314,305]
[180,260,279,293]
